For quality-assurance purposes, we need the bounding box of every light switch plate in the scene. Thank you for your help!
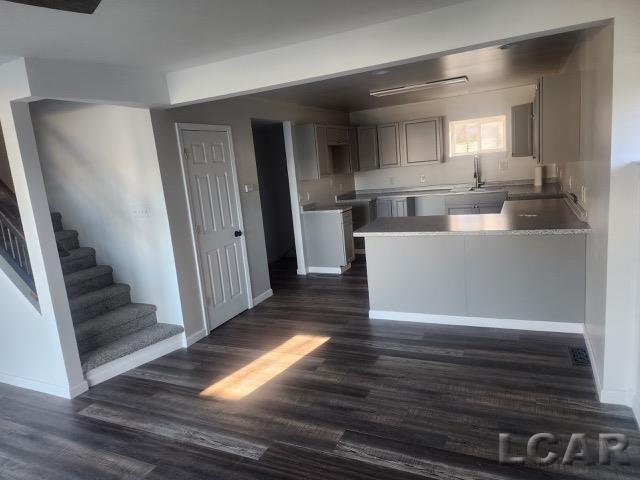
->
[244,184,256,193]
[499,157,509,170]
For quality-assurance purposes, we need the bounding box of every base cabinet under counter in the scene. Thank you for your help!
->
[303,208,355,274]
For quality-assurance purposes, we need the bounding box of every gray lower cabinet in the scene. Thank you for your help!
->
[303,209,354,272]
[376,197,415,217]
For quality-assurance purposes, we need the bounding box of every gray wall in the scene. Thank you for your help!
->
[559,24,613,384]
[0,125,14,191]
[252,122,295,263]
[150,96,350,337]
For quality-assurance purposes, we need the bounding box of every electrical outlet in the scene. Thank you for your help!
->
[389,177,395,185]
[581,185,587,204]
[419,175,426,184]
[306,192,311,201]
[131,205,151,218]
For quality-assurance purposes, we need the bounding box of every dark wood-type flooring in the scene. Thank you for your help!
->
[1,257,638,479]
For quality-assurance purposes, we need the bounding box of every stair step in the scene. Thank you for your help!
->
[60,247,97,274]
[64,265,114,298]
[81,323,184,373]
[51,212,63,232]
[55,229,80,251]
[75,303,157,354]
[69,284,131,324]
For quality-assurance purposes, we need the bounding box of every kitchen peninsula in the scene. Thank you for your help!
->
[354,198,590,332]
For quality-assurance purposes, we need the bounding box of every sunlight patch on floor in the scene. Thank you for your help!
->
[200,334,330,400]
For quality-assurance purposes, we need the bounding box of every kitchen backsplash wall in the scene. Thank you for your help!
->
[350,85,556,191]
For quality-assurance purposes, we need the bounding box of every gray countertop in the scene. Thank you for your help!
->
[336,182,562,203]
[354,198,590,237]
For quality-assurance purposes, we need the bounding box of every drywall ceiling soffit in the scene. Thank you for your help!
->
[254,30,581,111]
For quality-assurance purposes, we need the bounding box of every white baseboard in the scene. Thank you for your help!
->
[632,394,640,427]
[252,288,273,306]
[368,310,585,334]
[85,333,183,387]
[184,328,208,347]
[583,327,604,400]
[308,264,351,275]
[0,372,87,399]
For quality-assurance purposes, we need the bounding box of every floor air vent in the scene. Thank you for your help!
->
[569,347,591,367]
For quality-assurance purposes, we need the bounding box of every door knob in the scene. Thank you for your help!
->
[234,230,242,237]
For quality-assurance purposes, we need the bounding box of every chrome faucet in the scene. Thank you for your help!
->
[473,155,484,189]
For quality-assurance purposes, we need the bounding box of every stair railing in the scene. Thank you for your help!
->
[0,207,35,291]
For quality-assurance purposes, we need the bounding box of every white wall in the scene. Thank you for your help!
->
[350,86,550,191]
[558,24,614,394]
[30,101,184,331]
[0,59,85,398]
[0,125,14,191]
[150,96,350,338]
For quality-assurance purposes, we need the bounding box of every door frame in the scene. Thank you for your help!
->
[175,122,253,334]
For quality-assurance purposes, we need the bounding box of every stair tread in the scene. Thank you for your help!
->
[81,323,184,373]
[60,247,95,263]
[55,229,78,240]
[75,303,156,339]
[64,265,113,285]
[69,283,130,311]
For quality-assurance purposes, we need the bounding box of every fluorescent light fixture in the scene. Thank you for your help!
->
[370,76,468,97]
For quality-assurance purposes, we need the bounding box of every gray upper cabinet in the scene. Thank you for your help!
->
[511,103,533,157]
[296,124,355,180]
[403,117,443,165]
[358,125,378,171]
[356,126,379,171]
[377,123,400,168]
[294,124,330,180]
[349,127,359,172]
[536,73,581,165]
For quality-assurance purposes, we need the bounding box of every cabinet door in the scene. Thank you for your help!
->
[378,123,400,168]
[348,127,359,172]
[342,216,355,263]
[315,125,331,176]
[511,103,533,157]
[404,118,442,164]
[357,126,379,170]
[294,124,320,180]
[392,198,407,217]
[377,199,392,218]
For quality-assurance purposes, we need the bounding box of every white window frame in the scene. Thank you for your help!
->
[448,115,507,157]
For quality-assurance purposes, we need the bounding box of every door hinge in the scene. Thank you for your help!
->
[195,224,203,235]
[205,297,213,306]
[183,148,190,160]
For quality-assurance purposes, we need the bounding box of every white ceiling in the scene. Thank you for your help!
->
[256,30,581,111]
[0,0,465,72]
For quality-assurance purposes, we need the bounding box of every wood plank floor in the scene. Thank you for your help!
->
[1,257,638,479]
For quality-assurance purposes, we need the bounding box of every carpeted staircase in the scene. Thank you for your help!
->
[53,211,184,374]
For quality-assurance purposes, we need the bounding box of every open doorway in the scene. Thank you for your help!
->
[251,120,296,280]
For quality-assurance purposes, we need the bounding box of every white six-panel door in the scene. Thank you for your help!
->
[179,126,250,331]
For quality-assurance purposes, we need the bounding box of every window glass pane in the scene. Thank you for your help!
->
[480,121,504,150]
[449,115,506,156]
